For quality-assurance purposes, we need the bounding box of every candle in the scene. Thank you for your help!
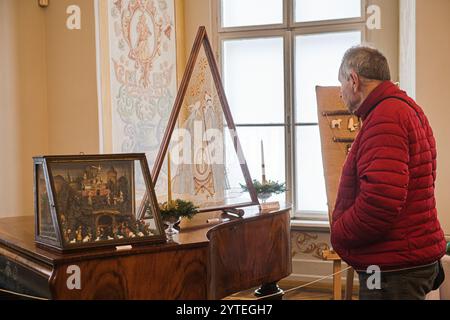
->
[167,152,172,204]
[261,140,267,184]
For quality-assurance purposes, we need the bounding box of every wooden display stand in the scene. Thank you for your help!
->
[316,86,361,300]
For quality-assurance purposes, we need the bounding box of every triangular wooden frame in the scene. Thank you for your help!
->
[151,26,259,213]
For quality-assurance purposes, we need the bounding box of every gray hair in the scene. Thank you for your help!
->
[339,46,391,81]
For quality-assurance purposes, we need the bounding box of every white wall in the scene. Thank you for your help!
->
[416,0,450,236]
[182,0,214,58]
[0,0,99,218]
[400,0,450,236]
[45,0,99,155]
[0,0,48,217]
[367,0,400,82]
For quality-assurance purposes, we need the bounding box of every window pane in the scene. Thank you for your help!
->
[226,126,286,203]
[223,37,285,124]
[295,31,361,123]
[222,0,283,28]
[295,0,361,23]
[295,126,328,213]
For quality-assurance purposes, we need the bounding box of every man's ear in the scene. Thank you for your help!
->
[349,70,360,93]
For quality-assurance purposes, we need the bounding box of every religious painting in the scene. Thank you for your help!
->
[34,154,166,252]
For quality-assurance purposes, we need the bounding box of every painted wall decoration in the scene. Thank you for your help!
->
[104,0,177,169]
[291,232,330,260]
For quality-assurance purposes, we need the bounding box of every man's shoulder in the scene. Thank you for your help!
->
[370,95,419,122]
[361,96,419,137]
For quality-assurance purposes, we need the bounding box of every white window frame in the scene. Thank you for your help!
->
[215,0,367,221]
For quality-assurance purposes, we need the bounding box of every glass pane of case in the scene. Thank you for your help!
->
[232,126,286,203]
[36,163,57,241]
[223,37,285,124]
[295,31,361,123]
[295,0,361,23]
[221,0,283,28]
[46,158,162,246]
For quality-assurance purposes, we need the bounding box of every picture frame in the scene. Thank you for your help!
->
[34,153,166,252]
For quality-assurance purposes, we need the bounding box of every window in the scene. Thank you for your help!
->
[222,0,284,28]
[218,0,365,220]
[294,0,362,23]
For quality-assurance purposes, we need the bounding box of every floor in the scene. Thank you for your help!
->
[226,281,359,300]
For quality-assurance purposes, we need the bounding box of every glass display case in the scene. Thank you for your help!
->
[33,153,166,252]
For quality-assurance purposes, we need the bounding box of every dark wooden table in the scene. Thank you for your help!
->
[0,205,292,300]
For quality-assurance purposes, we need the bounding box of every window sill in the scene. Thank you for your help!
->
[290,219,330,232]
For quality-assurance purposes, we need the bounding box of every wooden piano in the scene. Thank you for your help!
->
[0,205,291,300]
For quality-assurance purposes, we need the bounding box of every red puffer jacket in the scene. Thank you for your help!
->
[331,81,446,271]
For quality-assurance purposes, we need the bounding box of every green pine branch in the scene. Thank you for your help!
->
[159,199,199,220]
[240,180,287,195]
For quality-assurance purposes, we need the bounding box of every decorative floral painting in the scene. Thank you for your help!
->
[103,0,177,169]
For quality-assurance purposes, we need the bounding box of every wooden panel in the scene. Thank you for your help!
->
[208,210,291,299]
[51,246,208,300]
[316,86,361,222]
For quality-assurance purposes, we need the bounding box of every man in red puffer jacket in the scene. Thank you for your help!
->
[331,46,446,300]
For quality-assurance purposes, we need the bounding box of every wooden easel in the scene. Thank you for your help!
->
[316,86,361,300]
